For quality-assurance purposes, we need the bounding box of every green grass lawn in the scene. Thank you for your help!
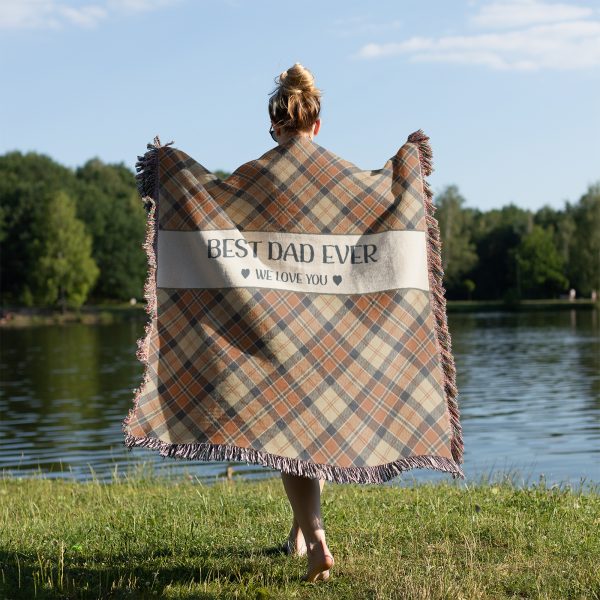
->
[1,470,599,599]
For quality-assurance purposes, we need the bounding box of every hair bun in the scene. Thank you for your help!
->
[280,62,318,96]
[268,62,322,134]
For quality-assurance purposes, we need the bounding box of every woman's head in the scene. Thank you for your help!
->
[268,62,321,142]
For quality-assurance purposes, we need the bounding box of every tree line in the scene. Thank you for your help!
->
[434,183,599,301]
[0,150,598,309]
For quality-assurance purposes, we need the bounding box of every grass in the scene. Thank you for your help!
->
[1,467,599,600]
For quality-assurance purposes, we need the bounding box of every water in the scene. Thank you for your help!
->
[1,309,598,489]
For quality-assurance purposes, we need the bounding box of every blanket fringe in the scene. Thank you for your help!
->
[134,135,174,213]
[123,132,466,484]
[124,433,463,484]
[407,129,465,474]
[122,135,173,436]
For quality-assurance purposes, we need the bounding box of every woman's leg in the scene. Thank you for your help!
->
[284,477,325,555]
[280,473,334,581]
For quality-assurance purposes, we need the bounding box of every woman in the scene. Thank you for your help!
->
[126,60,464,587]
[268,62,333,584]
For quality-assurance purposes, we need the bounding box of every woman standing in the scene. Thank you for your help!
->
[125,59,464,588]
[267,62,333,583]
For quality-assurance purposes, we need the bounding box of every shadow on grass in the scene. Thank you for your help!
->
[0,543,292,599]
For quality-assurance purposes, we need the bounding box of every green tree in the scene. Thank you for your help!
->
[469,203,532,300]
[512,225,568,298]
[568,183,600,297]
[75,159,147,301]
[462,278,475,300]
[213,169,231,180]
[535,203,577,280]
[0,151,81,304]
[433,185,478,298]
[31,191,99,309]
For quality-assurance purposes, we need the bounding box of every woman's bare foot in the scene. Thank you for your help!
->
[285,522,307,556]
[301,539,334,583]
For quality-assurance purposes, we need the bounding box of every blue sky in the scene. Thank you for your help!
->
[1,0,598,211]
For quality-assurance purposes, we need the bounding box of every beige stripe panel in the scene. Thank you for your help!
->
[157,229,430,294]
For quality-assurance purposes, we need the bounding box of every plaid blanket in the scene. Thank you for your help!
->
[122,130,465,483]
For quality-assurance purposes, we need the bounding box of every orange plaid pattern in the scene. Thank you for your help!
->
[122,131,464,483]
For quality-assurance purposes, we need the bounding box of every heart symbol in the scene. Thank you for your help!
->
[241,269,250,279]
[333,275,342,286]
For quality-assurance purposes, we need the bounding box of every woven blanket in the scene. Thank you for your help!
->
[122,130,465,483]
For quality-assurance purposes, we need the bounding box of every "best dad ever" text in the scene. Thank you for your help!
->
[207,238,378,264]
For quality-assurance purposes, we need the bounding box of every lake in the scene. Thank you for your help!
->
[1,309,598,490]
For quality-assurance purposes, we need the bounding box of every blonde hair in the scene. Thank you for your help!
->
[268,62,322,134]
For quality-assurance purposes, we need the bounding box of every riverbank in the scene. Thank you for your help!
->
[446,298,600,313]
[1,474,598,599]
[1,298,598,327]
[0,303,145,327]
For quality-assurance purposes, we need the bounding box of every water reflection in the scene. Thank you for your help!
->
[1,309,598,488]
[450,309,600,489]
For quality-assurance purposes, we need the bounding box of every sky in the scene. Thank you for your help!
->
[0,0,599,212]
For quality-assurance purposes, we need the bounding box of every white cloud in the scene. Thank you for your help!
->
[0,0,180,30]
[470,0,594,29]
[354,0,600,71]
[106,0,182,13]
[59,4,107,27]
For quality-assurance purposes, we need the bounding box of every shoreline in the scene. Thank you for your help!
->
[0,303,146,327]
[0,298,598,327]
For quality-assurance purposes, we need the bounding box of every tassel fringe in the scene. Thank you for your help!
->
[124,433,463,484]
[122,132,466,484]
[407,129,465,475]
[121,135,173,436]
